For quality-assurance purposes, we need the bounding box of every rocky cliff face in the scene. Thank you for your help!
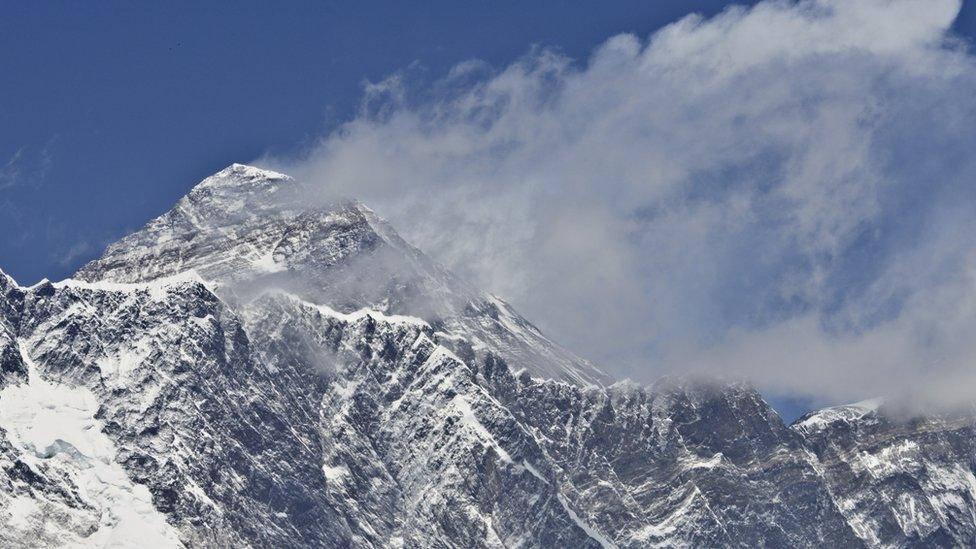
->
[793,402,976,546]
[1,165,973,548]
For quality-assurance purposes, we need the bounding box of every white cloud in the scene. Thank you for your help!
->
[0,139,55,191]
[261,0,976,410]
[0,148,26,190]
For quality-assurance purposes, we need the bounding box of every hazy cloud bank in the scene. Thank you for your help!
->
[262,0,976,410]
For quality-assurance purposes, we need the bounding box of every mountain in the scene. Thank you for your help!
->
[76,164,608,389]
[1,164,974,548]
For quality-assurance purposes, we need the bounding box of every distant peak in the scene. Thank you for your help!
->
[791,397,884,433]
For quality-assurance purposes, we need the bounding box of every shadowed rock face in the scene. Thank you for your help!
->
[0,165,973,548]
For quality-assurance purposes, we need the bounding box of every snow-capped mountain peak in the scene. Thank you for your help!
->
[210,162,291,183]
[77,165,609,386]
[1,165,972,547]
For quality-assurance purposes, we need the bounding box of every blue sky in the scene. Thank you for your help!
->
[1,0,751,284]
[5,1,976,420]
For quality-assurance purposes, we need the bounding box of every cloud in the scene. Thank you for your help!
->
[0,148,27,190]
[260,0,976,410]
[57,240,94,267]
[0,139,55,191]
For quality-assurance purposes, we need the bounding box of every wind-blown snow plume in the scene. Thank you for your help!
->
[262,0,976,409]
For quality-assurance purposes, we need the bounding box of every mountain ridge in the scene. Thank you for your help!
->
[0,164,972,547]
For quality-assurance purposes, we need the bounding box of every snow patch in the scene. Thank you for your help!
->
[520,460,549,484]
[630,488,700,544]
[278,292,428,328]
[252,250,286,273]
[679,452,724,471]
[451,395,513,464]
[556,493,617,548]
[54,270,209,301]
[323,463,351,482]
[333,379,361,401]
[5,496,39,530]
[185,478,221,514]
[96,340,152,387]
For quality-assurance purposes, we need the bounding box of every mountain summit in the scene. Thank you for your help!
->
[0,165,973,547]
[77,164,609,388]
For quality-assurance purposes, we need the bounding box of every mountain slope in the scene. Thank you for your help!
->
[0,165,973,547]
